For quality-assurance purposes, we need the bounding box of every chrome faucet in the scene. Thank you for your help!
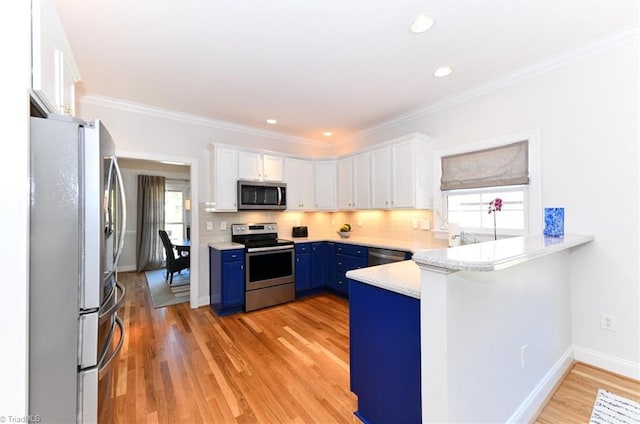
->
[451,230,480,245]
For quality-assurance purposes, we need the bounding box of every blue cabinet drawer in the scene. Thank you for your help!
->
[295,243,311,254]
[335,243,368,258]
[222,249,244,262]
[336,254,367,274]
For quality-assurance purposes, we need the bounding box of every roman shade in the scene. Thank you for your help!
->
[440,140,529,190]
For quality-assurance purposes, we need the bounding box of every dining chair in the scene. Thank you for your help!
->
[158,229,190,284]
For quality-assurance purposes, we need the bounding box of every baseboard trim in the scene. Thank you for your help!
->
[574,345,640,381]
[197,296,210,308]
[507,346,575,423]
[118,265,137,272]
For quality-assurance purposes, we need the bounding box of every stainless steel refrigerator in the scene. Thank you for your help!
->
[29,115,126,423]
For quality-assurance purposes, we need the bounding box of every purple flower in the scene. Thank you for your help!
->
[488,198,503,214]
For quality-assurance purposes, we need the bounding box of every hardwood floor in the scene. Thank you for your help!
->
[111,271,356,423]
[535,362,640,423]
[113,271,640,423]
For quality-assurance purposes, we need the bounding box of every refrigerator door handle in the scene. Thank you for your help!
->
[112,156,127,269]
[99,280,125,320]
[99,315,125,373]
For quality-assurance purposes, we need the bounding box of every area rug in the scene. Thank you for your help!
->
[144,268,190,308]
[590,389,640,424]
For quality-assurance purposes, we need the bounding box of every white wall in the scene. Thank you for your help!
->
[363,36,640,376]
[1,1,31,416]
[420,251,575,422]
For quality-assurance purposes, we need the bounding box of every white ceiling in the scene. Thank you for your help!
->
[55,0,637,145]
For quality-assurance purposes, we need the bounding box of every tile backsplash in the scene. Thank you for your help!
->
[198,203,442,246]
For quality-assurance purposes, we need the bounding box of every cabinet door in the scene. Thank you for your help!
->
[353,152,371,209]
[221,260,244,307]
[295,252,311,293]
[338,157,354,210]
[371,147,391,209]
[314,161,337,210]
[298,160,315,210]
[326,242,336,289]
[391,141,415,208]
[238,151,262,180]
[286,158,314,210]
[31,0,79,115]
[262,155,284,182]
[310,243,326,289]
[211,147,238,211]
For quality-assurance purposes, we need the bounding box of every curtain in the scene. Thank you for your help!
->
[440,140,529,190]
[136,175,165,271]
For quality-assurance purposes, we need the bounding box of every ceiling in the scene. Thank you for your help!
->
[55,0,637,145]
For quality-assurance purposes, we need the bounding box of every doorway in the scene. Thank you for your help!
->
[116,154,199,308]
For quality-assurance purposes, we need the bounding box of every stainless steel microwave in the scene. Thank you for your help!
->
[237,180,287,210]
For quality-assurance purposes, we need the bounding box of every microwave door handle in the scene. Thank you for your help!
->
[277,187,282,205]
[112,156,127,268]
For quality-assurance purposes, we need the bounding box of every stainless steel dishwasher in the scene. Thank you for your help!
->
[367,247,407,266]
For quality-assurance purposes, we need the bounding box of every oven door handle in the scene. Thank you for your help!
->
[247,245,294,253]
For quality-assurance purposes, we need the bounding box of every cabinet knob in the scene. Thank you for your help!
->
[241,265,244,269]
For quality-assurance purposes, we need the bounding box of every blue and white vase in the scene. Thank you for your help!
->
[544,208,564,237]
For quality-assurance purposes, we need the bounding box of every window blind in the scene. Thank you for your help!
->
[440,140,529,190]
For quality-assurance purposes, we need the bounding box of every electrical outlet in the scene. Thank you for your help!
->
[206,221,213,231]
[601,313,616,332]
[220,221,227,231]
[520,344,528,368]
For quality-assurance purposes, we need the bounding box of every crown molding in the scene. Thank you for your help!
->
[78,94,334,150]
[344,26,639,145]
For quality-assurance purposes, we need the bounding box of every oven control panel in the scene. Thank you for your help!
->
[231,223,278,236]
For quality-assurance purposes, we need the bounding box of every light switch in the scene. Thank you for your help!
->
[220,221,227,230]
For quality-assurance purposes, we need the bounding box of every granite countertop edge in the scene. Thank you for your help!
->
[412,234,594,272]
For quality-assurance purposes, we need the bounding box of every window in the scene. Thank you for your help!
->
[165,181,190,242]
[432,130,542,236]
[445,186,527,234]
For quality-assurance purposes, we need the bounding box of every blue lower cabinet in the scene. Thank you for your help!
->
[295,250,311,293]
[310,242,326,289]
[334,247,368,296]
[210,248,245,316]
[349,280,421,424]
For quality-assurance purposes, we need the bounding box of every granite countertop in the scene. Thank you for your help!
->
[346,234,594,299]
[412,234,594,272]
[346,261,421,299]
[208,241,244,250]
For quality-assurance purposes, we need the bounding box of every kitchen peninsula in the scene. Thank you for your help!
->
[346,233,594,423]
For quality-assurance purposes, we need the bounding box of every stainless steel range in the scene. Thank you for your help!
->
[231,223,295,311]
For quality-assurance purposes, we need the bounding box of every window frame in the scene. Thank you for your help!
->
[432,129,542,239]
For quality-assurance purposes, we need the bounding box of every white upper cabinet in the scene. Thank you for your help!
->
[238,152,284,182]
[338,152,370,210]
[285,158,314,211]
[370,134,434,209]
[371,146,392,209]
[314,161,337,210]
[31,0,80,115]
[209,145,238,212]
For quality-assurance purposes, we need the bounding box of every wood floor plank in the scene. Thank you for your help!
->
[109,271,356,423]
[535,361,640,423]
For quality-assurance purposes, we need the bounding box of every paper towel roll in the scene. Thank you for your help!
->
[448,223,460,247]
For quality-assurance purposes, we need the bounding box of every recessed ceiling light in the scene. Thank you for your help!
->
[410,15,434,34]
[323,131,333,137]
[266,118,278,124]
[433,66,453,78]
